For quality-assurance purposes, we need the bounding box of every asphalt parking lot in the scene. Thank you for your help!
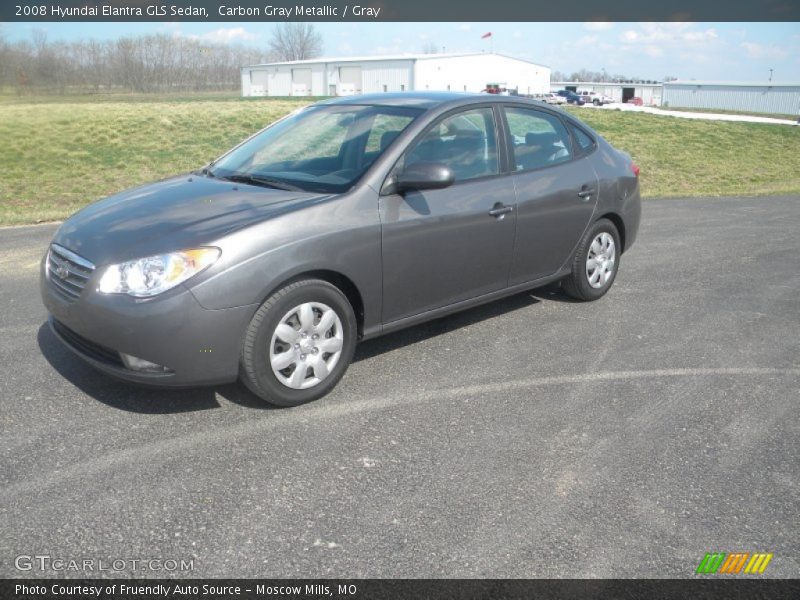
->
[1,196,798,578]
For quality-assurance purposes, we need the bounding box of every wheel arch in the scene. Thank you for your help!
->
[595,212,626,254]
[263,269,366,339]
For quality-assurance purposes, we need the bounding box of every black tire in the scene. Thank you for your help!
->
[561,219,621,302]
[239,279,357,407]
[593,99,600,106]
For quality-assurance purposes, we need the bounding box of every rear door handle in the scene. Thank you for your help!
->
[489,203,514,218]
[578,187,595,199]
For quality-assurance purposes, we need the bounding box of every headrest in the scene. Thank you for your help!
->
[526,131,559,146]
[380,130,401,151]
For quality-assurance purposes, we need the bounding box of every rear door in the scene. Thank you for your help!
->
[380,105,517,323]
[502,105,598,284]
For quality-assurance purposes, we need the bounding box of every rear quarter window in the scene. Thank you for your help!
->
[571,125,596,154]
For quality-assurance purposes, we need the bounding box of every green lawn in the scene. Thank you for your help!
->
[565,106,800,199]
[1,94,798,225]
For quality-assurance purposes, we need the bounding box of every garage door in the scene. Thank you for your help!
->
[291,68,312,95]
[339,66,362,93]
[250,70,268,95]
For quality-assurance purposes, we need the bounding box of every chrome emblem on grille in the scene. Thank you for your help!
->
[55,263,70,279]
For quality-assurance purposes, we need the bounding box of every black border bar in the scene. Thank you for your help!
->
[2,0,800,22]
[3,579,800,600]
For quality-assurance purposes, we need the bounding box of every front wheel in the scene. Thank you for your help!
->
[561,219,621,301]
[239,279,357,407]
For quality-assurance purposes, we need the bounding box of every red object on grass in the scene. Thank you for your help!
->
[631,163,641,177]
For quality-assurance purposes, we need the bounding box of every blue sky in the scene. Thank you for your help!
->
[3,21,799,81]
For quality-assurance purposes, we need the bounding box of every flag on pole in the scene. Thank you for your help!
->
[481,32,492,39]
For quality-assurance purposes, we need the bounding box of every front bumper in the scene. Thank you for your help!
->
[41,257,256,387]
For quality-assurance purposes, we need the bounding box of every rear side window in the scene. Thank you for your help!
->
[404,107,499,182]
[571,125,596,154]
[505,107,572,171]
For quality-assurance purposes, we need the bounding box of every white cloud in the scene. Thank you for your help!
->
[576,35,599,47]
[188,27,256,44]
[512,30,522,39]
[644,45,664,58]
[374,45,405,55]
[620,23,718,46]
[620,30,639,43]
[584,22,614,32]
[456,24,472,32]
[741,41,789,60]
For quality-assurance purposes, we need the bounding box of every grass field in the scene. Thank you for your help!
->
[1,93,799,225]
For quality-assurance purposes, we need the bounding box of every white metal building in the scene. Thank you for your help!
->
[241,53,550,97]
[662,81,800,115]
[550,81,663,106]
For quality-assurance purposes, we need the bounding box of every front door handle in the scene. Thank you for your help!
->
[489,203,514,218]
[578,187,595,199]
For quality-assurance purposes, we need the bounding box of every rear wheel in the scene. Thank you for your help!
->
[561,219,621,301]
[239,279,357,407]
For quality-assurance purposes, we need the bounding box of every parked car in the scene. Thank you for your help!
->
[578,91,614,106]
[41,93,641,407]
[626,96,644,106]
[556,90,586,105]
[541,92,567,105]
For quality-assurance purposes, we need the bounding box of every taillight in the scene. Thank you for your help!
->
[631,163,640,177]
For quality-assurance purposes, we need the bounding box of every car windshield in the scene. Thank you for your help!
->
[209,104,423,194]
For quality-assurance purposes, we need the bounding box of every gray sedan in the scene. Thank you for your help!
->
[41,93,641,406]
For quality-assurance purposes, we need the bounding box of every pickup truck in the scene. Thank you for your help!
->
[578,91,614,106]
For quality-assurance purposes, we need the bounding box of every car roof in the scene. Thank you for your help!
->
[319,92,566,112]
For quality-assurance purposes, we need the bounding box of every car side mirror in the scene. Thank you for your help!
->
[396,162,454,193]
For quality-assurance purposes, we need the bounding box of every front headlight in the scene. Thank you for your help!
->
[97,247,220,297]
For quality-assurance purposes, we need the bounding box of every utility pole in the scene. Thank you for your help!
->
[769,68,773,81]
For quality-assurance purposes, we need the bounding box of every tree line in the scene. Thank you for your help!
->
[550,69,662,84]
[0,24,324,94]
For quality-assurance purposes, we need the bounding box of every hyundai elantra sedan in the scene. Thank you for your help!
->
[41,92,641,406]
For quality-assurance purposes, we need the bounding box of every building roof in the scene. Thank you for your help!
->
[664,80,800,87]
[244,52,548,70]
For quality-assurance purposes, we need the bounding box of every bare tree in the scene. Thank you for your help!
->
[0,31,273,94]
[268,23,323,62]
[422,41,438,54]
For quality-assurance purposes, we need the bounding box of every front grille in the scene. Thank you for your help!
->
[47,244,95,302]
[51,318,125,368]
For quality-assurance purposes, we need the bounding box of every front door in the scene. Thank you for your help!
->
[380,106,516,323]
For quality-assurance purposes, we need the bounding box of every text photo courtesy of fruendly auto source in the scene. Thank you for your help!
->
[1,5,799,597]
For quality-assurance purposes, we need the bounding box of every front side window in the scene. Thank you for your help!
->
[506,107,572,172]
[403,107,499,182]
[211,105,421,193]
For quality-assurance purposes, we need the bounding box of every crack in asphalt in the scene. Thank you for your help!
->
[2,366,798,502]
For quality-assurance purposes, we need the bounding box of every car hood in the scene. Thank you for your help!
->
[53,175,330,264]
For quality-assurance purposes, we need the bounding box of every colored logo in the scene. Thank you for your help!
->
[696,552,773,574]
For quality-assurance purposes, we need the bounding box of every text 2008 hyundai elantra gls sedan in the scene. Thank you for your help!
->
[41,93,640,406]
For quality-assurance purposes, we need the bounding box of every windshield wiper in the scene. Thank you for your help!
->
[217,173,301,192]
